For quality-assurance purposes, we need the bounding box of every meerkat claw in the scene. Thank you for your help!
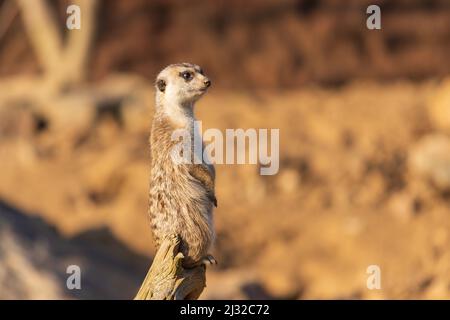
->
[201,254,218,266]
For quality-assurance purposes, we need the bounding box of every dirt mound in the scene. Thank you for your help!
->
[0,78,449,299]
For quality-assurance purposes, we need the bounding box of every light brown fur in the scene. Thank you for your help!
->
[149,63,216,268]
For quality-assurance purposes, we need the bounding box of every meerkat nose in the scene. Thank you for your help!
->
[204,79,211,87]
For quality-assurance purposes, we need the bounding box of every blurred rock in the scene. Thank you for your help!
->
[432,227,448,249]
[260,271,301,299]
[202,270,258,299]
[45,94,96,151]
[417,268,450,300]
[121,86,153,134]
[276,168,300,195]
[409,133,450,191]
[80,145,128,204]
[388,192,416,223]
[243,169,267,204]
[0,106,35,137]
[423,278,449,299]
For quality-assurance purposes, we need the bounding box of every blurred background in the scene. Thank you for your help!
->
[0,0,449,299]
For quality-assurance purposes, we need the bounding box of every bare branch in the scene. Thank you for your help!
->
[16,0,99,90]
[64,0,99,83]
[15,0,63,75]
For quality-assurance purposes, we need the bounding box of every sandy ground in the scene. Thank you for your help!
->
[0,78,449,299]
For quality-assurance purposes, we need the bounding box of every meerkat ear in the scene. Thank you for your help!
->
[156,79,166,92]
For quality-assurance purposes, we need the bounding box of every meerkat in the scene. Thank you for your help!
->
[149,63,217,268]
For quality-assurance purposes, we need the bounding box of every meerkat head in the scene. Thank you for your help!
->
[155,63,211,107]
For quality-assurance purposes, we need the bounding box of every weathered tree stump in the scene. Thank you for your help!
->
[134,235,206,300]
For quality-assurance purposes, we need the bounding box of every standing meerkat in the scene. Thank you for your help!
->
[149,63,217,268]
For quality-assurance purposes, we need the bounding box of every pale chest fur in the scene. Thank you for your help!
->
[148,114,214,267]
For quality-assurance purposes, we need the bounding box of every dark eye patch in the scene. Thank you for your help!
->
[156,79,166,92]
[179,71,194,81]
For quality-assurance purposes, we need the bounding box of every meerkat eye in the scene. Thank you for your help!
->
[180,71,193,81]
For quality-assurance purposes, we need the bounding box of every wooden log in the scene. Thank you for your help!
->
[134,234,206,300]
